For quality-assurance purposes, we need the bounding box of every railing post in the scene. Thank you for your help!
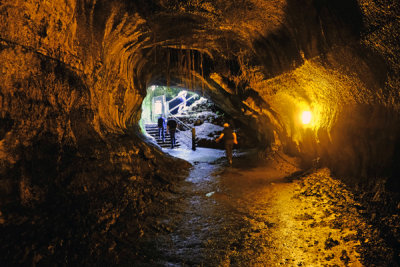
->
[191,127,196,151]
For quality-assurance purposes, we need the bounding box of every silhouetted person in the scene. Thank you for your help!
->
[216,123,238,165]
[157,115,166,142]
[167,118,177,148]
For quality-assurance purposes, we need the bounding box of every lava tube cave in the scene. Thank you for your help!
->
[0,0,400,265]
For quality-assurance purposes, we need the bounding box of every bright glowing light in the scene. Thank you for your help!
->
[301,111,312,125]
[154,100,162,114]
[151,85,156,91]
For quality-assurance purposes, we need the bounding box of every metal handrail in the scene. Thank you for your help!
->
[167,94,182,104]
[167,115,193,140]
[169,115,191,131]
[166,91,195,105]
[168,94,199,115]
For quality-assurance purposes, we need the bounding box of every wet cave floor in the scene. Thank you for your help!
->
[134,148,393,266]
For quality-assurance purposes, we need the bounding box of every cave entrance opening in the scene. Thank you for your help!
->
[140,85,227,153]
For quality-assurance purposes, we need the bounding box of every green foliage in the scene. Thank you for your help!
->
[151,86,183,99]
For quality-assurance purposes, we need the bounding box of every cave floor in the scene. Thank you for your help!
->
[135,148,392,266]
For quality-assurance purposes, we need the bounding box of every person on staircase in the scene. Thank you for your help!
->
[216,123,238,165]
[157,115,166,142]
[167,118,177,148]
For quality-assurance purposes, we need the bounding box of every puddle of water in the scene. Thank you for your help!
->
[205,192,215,197]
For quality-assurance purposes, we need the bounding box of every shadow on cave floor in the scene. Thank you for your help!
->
[132,148,395,266]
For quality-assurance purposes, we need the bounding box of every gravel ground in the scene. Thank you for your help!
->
[131,149,397,266]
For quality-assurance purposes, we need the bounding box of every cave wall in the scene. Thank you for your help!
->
[0,1,190,264]
[258,0,400,189]
[0,0,400,264]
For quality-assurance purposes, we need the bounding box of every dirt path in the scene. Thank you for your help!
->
[135,148,392,266]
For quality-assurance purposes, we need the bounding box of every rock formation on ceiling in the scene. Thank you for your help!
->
[0,0,399,264]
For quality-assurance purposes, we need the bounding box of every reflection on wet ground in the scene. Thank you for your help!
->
[136,148,392,266]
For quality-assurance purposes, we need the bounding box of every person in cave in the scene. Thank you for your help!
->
[216,123,238,165]
[157,115,166,142]
[167,118,177,148]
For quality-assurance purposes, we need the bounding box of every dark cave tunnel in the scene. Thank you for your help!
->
[0,0,400,265]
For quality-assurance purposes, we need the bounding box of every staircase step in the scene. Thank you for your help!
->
[154,140,180,144]
[160,144,180,148]
[144,123,181,148]
[158,144,181,148]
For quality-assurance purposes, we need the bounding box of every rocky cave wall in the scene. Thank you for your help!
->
[0,0,400,264]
